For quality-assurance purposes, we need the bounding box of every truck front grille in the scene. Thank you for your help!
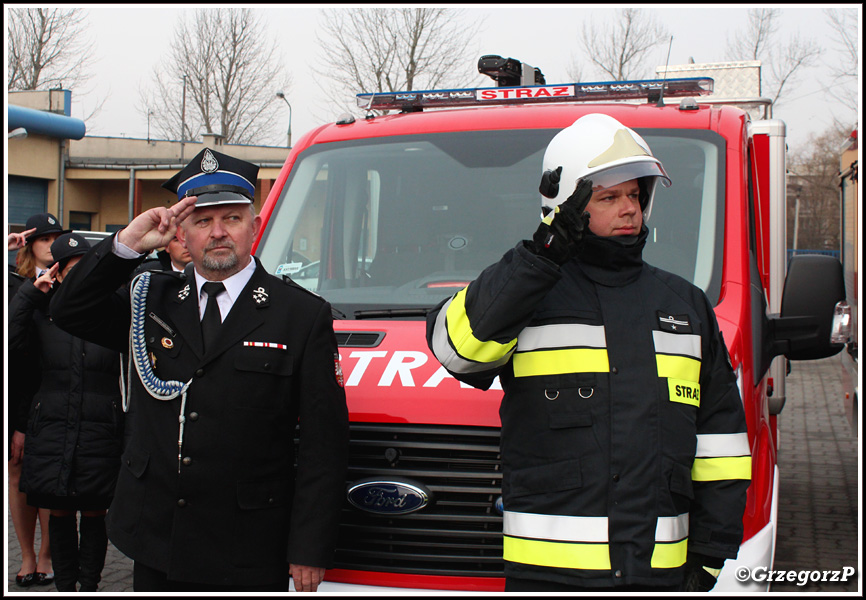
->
[335,423,504,577]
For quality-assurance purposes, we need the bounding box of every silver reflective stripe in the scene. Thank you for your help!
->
[504,510,609,543]
[696,432,751,457]
[652,330,701,359]
[430,296,513,374]
[517,323,607,351]
[655,513,689,542]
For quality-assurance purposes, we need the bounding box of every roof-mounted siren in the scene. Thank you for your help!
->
[478,55,545,87]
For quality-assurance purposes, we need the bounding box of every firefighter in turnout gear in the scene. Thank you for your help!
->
[426,114,750,592]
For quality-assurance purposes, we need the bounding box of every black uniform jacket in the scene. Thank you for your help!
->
[8,268,39,442]
[49,235,349,586]
[9,279,123,504]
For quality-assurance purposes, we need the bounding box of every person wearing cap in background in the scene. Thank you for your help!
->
[9,232,125,592]
[134,234,192,275]
[49,148,349,592]
[426,114,750,592]
[13,212,71,279]
[5,213,69,588]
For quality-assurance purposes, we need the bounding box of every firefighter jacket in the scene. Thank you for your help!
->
[426,226,750,588]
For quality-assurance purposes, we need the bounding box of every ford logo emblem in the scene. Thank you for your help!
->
[347,478,431,515]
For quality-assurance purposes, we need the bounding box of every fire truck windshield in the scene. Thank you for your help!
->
[256,128,725,318]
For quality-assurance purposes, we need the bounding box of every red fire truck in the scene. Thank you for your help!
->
[254,57,845,592]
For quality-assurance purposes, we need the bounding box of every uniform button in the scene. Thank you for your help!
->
[268,497,275,505]
[189,412,199,421]
[195,369,205,377]
[611,367,618,374]
[612,474,620,482]
[149,337,155,344]
[177,499,187,507]
[263,362,271,371]
[614,569,623,578]
[182,457,192,466]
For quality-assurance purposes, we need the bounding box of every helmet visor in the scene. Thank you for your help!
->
[584,160,671,193]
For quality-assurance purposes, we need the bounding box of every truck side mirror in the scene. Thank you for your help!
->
[768,254,846,360]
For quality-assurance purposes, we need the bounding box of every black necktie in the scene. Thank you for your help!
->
[201,281,225,351]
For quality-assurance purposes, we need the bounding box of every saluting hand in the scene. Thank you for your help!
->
[7,228,36,251]
[34,263,60,294]
[117,195,198,254]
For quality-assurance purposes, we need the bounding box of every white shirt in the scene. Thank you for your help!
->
[113,236,256,322]
[194,259,256,322]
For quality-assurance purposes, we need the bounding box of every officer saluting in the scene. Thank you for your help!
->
[50,148,349,592]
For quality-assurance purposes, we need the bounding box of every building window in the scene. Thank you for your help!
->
[69,211,93,231]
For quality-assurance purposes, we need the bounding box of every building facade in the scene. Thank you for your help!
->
[7,89,289,234]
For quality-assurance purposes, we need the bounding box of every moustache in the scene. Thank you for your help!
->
[205,239,236,252]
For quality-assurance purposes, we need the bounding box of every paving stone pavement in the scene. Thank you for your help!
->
[6,357,860,593]
[770,358,860,593]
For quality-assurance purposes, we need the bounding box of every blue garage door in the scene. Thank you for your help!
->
[8,175,48,227]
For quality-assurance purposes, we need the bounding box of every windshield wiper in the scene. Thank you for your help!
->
[354,308,430,320]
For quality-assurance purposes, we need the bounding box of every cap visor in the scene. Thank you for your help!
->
[26,228,72,244]
[191,191,253,207]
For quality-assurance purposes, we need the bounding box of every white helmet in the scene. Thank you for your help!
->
[539,114,671,221]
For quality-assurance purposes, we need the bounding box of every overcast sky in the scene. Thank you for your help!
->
[10,4,862,153]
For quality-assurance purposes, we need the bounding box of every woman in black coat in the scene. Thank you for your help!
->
[8,233,124,592]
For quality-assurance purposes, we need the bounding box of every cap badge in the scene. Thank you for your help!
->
[48,216,56,224]
[201,149,219,174]
[68,238,78,247]
[161,337,174,349]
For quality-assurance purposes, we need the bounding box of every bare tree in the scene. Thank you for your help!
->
[725,8,822,107]
[579,8,670,81]
[7,7,96,90]
[139,8,292,145]
[565,56,585,84]
[786,124,850,251]
[823,7,859,112]
[315,7,480,116]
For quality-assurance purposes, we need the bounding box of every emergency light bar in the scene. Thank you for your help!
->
[357,77,714,112]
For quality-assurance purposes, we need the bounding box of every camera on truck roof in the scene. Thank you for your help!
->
[478,55,546,87]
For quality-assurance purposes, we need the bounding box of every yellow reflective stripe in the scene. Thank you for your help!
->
[656,354,700,382]
[667,378,701,407]
[651,539,688,568]
[692,456,752,481]
[513,348,610,377]
[504,536,611,570]
[445,288,516,364]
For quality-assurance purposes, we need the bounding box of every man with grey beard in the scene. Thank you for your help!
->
[49,148,349,593]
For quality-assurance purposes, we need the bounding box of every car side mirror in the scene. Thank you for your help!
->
[768,254,846,361]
